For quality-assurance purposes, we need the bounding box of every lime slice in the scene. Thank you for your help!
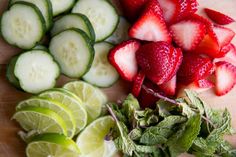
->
[27,133,80,157]
[63,81,107,122]
[13,106,67,136]
[76,116,117,157]
[39,88,88,134]
[16,97,75,138]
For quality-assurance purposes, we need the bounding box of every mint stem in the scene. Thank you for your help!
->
[142,85,178,105]
[106,104,119,122]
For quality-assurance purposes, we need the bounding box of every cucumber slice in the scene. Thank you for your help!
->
[49,29,94,78]
[6,55,21,89]
[10,0,53,30]
[83,42,119,88]
[72,0,119,42]
[106,16,130,44]
[50,0,75,16]
[51,13,95,42]
[14,50,60,94]
[1,2,46,49]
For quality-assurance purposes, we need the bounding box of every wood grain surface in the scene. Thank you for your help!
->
[0,0,236,157]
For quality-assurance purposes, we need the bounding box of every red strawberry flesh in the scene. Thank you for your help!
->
[136,41,183,85]
[120,0,148,21]
[132,71,146,97]
[177,53,214,84]
[205,8,235,25]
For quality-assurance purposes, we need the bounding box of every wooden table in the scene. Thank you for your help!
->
[0,0,235,156]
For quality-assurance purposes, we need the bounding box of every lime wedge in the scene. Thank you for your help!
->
[13,106,67,136]
[63,81,107,122]
[16,97,75,138]
[27,133,80,157]
[39,88,87,134]
[76,116,117,157]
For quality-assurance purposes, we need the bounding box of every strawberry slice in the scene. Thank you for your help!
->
[193,27,221,58]
[212,25,235,48]
[109,40,141,81]
[158,0,198,24]
[205,8,235,25]
[120,0,148,21]
[177,53,214,84]
[215,61,236,96]
[136,41,183,85]
[159,75,177,96]
[170,19,206,51]
[214,44,236,66]
[132,71,145,97]
[129,0,171,42]
[195,79,215,89]
[157,0,178,24]
[178,79,214,96]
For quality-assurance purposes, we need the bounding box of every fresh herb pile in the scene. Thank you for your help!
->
[106,90,236,157]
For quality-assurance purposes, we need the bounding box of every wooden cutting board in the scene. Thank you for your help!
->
[0,0,235,156]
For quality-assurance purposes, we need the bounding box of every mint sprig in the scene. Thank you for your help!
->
[106,90,235,157]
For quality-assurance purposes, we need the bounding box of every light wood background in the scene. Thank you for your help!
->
[0,0,235,156]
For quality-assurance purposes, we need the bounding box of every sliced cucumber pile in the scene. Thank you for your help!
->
[14,50,60,94]
[83,42,119,87]
[3,0,128,92]
[49,29,94,78]
[51,13,95,42]
[10,0,53,30]
[72,0,119,42]
[1,2,46,49]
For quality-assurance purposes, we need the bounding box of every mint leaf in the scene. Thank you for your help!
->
[207,109,231,141]
[129,128,142,141]
[107,105,136,156]
[140,116,186,145]
[156,99,180,118]
[167,113,201,157]
[123,94,140,123]
[216,140,236,157]
[190,137,215,156]
[184,90,204,115]
[135,108,159,127]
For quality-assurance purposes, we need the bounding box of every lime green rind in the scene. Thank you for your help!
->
[16,97,76,138]
[26,133,80,157]
[13,106,67,136]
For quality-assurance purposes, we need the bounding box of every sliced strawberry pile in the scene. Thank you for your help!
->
[109,0,236,105]
[204,8,235,25]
